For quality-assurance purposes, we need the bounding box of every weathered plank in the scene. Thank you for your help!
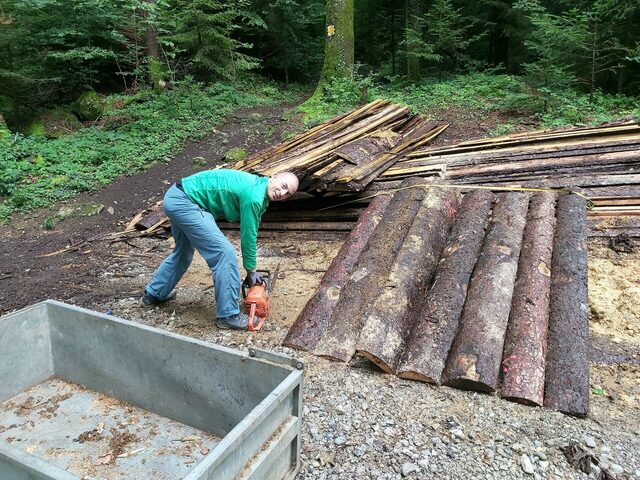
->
[313,177,430,362]
[544,193,590,417]
[500,193,557,406]
[441,192,529,392]
[282,194,391,351]
[397,190,494,383]
[355,187,460,373]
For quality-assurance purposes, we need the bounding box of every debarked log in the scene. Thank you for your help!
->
[397,189,494,383]
[313,177,430,362]
[544,193,589,417]
[500,192,557,406]
[355,187,460,373]
[442,192,529,392]
[282,194,392,351]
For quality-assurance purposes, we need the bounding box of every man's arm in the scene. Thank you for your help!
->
[239,200,263,272]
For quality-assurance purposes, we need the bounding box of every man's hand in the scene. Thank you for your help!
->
[243,271,263,289]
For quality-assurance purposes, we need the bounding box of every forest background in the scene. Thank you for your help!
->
[1,0,639,220]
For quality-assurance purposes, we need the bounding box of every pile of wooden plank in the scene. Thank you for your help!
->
[377,120,640,198]
[235,99,448,193]
[283,182,590,416]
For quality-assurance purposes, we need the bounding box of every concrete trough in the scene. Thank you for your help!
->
[0,300,303,480]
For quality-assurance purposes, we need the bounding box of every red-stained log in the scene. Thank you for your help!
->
[397,190,494,383]
[441,192,529,392]
[355,187,460,373]
[313,177,430,362]
[282,194,392,351]
[500,193,557,406]
[544,193,590,417]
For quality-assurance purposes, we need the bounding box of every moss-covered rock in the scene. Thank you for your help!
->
[25,109,83,138]
[71,90,105,120]
[224,147,248,162]
[149,57,168,92]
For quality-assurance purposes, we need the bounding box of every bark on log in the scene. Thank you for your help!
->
[282,194,392,351]
[500,193,557,406]
[544,193,590,417]
[313,177,430,362]
[397,190,494,383]
[442,192,529,392]
[355,187,460,373]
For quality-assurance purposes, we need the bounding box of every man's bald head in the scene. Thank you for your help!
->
[267,172,299,201]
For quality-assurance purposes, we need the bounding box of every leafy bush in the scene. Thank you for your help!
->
[0,80,285,219]
[298,69,374,125]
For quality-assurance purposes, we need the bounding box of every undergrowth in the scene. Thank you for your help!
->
[0,77,297,219]
[299,72,640,131]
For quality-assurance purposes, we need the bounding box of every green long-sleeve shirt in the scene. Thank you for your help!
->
[181,169,269,271]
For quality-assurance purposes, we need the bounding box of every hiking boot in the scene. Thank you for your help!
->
[215,312,249,330]
[139,290,177,307]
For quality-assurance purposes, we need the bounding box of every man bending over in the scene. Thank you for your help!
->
[141,169,299,329]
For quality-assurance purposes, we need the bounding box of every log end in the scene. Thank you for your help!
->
[442,377,495,394]
[281,340,310,352]
[544,394,589,418]
[501,394,543,408]
[316,353,351,363]
[397,370,439,384]
[357,350,395,375]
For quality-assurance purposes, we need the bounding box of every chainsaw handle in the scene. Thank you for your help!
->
[242,278,265,299]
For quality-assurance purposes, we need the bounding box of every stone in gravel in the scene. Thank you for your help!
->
[537,451,547,461]
[538,461,549,470]
[402,463,419,476]
[384,427,396,437]
[335,436,346,445]
[354,444,367,457]
[583,435,596,448]
[418,459,429,469]
[610,464,624,475]
[520,454,535,475]
[485,449,495,461]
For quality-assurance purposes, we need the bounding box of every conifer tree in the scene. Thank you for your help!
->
[169,0,259,80]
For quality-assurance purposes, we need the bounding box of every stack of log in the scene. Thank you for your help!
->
[283,181,590,416]
[377,121,640,198]
[235,99,448,193]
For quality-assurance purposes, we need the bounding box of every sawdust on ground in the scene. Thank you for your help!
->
[588,239,640,341]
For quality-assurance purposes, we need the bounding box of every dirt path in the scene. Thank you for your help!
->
[0,102,303,314]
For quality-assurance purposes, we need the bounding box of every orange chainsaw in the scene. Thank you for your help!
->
[242,268,277,332]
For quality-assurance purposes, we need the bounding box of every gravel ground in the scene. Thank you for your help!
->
[84,233,640,480]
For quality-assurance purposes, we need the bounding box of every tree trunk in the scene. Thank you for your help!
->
[500,193,556,406]
[313,177,429,362]
[397,190,493,383]
[282,194,391,351]
[356,187,459,373]
[312,0,354,98]
[405,0,421,82]
[442,193,529,392]
[144,0,163,90]
[544,193,589,417]
[391,1,396,76]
